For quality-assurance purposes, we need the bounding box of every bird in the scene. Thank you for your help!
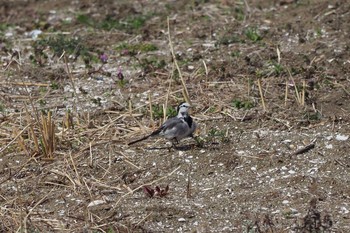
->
[128,102,196,146]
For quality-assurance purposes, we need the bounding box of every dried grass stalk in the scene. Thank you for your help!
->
[40,111,56,158]
[257,78,266,111]
[167,17,190,104]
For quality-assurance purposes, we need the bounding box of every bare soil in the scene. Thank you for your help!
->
[1,0,349,232]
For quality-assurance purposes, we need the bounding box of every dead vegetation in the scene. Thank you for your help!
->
[1,0,350,232]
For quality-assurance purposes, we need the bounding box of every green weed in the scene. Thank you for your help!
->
[207,128,229,143]
[39,86,47,94]
[116,43,158,55]
[151,105,177,119]
[50,82,60,90]
[245,27,262,42]
[91,97,102,106]
[39,99,47,107]
[116,79,128,88]
[232,99,254,110]
[256,61,284,78]
[76,14,94,27]
[76,14,147,32]
[217,34,242,45]
[234,6,245,21]
[30,34,95,67]
[304,111,322,121]
[0,23,11,31]
[0,102,5,112]
[231,50,241,57]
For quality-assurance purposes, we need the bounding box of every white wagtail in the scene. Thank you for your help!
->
[128,102,196,146]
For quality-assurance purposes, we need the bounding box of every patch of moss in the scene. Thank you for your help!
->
[116,43,158,54]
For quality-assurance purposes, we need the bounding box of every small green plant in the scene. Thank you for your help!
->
[256,61,284,78]
[234,6,245,21]
[39,99,47,107]
[125,15,146,30]
[207,128,229,143]
[273,63,284,75]
[50,82,60,90]
[208,106,216,113]
[31,34,95,67]
[91,97,102,106]
[138,57,167,73]
[0,102,5,112]
[230,50,241,57]
[76,14,148,32]
[0,23,11,31]
[39,86,47,94]
[217,34,241,45]
[151,105,177,119]
[116,79,128,88]
[76,14,94,27]
[116,43,158,55]
[115,68,127,88]
[232,99,254,110]
[315,27,323,37]
[100,15,120,31]
[245,27,262,42]
[304,111,322,121]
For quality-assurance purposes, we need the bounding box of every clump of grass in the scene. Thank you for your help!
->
[76,14,147,31]
[137,57,167,74]
[116,42,158,55]
[256,61,285,78]
[76,14,95,27]
[217,34,242,45]
[231,50,241,57]
[232,99,254,110]
[0,23,13,34]
[245,27,262,42]
[50,82,60,90]
[0,102,5,112]
[207,128,229,143]
[304,111,322,121]
[150,104,177,119]
[30,34,95,67]
[234,6,245,21]
[17,109,56,158]
[40,111,56,159]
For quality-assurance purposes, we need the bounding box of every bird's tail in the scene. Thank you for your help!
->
[127,135,151,145]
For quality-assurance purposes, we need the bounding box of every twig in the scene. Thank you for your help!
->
[0,123,32,153]
[186,165,192,199]
[284,79,288,106]
[257,78,266,111]
[135,213,152,226]
[167,17,190,104]
[20,189,53,233]
[287,67,303,106]
[64,53,80,125]
[292,143,315,155]
[148,92,154,128]
[0,82,49,87]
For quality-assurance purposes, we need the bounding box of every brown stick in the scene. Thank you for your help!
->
[293,143,315,155]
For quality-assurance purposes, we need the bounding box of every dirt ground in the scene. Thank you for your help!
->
[1,0,349,232]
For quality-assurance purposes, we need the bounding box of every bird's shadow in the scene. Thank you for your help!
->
[145,143,197,151]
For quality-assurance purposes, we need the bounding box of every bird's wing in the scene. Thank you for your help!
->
[159,118,190,140]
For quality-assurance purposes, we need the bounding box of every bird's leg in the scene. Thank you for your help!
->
[170,139,179,150]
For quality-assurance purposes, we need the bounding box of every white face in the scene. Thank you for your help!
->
[179,102,190,108]
[177,102,190,112]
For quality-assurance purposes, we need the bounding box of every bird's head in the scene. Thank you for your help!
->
[177,102,191,116]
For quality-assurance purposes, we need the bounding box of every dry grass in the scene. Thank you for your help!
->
[1,0,350,232]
